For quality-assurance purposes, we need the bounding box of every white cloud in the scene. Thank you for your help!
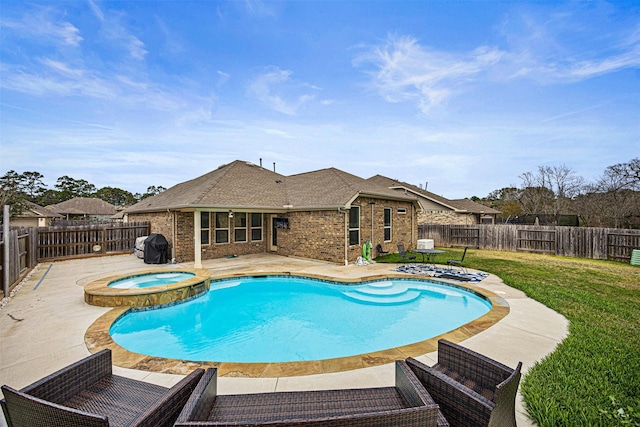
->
[0,7,82,47]
[356,12,640,114]
[88,0,147,60]
[246,67,316,115]
[355,35,504,114]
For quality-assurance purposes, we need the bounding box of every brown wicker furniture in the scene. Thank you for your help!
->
[407,340,522,427]
[175,360,449,426]
[1,349,204,427]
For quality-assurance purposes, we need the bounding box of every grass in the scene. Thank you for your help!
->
[376,248,640,427]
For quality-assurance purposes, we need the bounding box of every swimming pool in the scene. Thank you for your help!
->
[110,275,492,363]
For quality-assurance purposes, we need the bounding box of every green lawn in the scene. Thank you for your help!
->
[376,248,640,427]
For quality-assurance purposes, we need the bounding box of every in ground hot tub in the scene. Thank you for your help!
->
[84,268,210,308]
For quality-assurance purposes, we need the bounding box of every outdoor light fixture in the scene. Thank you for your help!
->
[228,210,233,218]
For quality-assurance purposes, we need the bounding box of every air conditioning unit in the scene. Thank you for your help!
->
[417,239,434,250]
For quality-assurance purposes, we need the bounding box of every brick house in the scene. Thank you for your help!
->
[125,160,419,266]
[367,175,501,225]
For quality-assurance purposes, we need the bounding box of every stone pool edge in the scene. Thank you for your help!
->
[83,268,211,308]
[84,272,509,378]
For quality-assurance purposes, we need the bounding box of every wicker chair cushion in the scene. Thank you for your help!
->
[432,364,495,402]
[62,376,168,426]
[207,387,409,423]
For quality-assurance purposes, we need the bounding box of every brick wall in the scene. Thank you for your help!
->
[127,211,174,257]
[275,197,416,264]
[129,199,417,264]
[419,210,478,225]
[275,211,344,263]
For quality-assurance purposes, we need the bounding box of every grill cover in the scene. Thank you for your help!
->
[143,233,169,264]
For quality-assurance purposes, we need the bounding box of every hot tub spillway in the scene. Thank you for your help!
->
[83,268,211,308]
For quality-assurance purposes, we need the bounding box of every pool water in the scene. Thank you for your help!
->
[108,272,196,289]
[110,276,491,363]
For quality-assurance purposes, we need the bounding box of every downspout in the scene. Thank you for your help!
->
[171,210,176,262]
[338,207,348,265]
[369,202,375,246]
[194,210,202,269]
[412,203,415,245]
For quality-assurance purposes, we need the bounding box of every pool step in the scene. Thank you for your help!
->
[351,283,409,296]
[342,286,420,304]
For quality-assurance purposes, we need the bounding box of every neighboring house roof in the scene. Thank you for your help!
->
[14,201,62,218]
[448,198,501,215]
[49,197,117,216]
[126,160,418,214]
[367,174,500,215]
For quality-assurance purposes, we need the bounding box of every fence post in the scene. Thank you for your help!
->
[3,205,9,298]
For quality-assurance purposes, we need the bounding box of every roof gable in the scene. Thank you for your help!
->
[367,174,500,214]
[128,160,288,212]
[127,161,417,213]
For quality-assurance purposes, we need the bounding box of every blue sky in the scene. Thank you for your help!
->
[1,1,639,199]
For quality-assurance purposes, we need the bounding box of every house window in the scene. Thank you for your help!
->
[234,212,247,242]
[384,208,392,241]
[214,212,229,244]
[397,208,407,214]
[349,206,360,246]
[200,212,210,245]
[251,213,263,241]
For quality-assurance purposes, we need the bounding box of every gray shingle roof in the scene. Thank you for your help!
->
[367,174,500,214]
[126,160,417,214]
[15,201,62,218]
[49,197,117,215]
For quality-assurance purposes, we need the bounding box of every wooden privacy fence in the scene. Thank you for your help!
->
[38,222,150,260]
[0,228,39,297]
[1,222,150,297]
[419,224,640,262]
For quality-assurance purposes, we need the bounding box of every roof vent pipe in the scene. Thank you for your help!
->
[273,162,276,173]
[260,158,263,167]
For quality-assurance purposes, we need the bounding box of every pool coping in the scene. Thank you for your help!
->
[84,271,509,378]
[83,268,211,307]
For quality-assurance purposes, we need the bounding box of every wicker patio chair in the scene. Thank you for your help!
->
[175,360,449,426]
[1,349,203,427]
[406,340,522,427]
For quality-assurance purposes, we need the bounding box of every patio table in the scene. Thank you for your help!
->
[414,249,445,266]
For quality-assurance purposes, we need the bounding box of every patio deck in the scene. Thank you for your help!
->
[0,253,568,427]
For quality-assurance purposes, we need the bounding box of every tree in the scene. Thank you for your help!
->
[518,165,584,218]
[95,187,137,207]
[37,189,65,206]
[20,171,46,201]
[0,170,27,216]
[138,185,167,200]
[55,176,96,201]
[483,187,523,218]
[602,158,640,191]
[576,158,640,228]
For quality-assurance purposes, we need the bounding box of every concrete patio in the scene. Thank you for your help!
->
[0,253,568,426]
